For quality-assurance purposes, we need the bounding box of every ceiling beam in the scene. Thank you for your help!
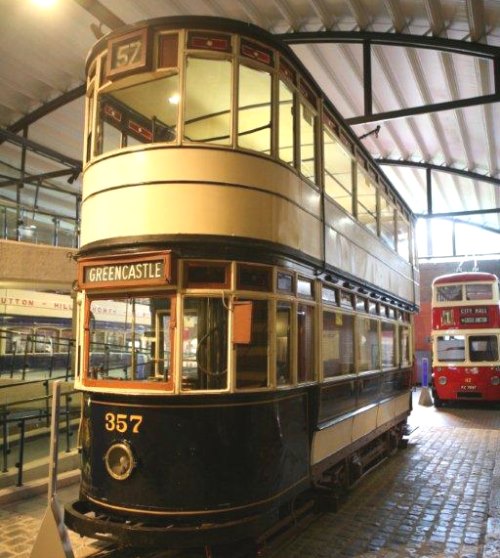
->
[72,0,125,31]
[0,128,82,171]
[377,158,500,187]
[279,29,500,59]
[345,92,500,125]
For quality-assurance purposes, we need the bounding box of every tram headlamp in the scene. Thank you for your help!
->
[104,442,136,481]
[438,376,447,385]
[491,376,500,386]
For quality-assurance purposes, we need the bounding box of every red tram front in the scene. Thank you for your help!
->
[431,272,500,405]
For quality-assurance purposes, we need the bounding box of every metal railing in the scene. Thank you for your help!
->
[0,378,80,487]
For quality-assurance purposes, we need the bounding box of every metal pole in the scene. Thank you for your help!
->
[47,380,61,501]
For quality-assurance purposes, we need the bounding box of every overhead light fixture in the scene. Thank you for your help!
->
[168,93,180,105]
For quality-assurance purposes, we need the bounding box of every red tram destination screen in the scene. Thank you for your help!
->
[79,253,172,289]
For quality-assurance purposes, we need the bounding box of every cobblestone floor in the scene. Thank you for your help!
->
[0,392,499,558]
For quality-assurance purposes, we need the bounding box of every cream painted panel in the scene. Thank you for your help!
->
[81,183,321,256]
[83,147,320,216]
[377,393,411,428]
[352,406,378,440]
[311,417,353,465]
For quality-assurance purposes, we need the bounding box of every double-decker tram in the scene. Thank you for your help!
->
[64,16,419,552]
[431,272,500,406]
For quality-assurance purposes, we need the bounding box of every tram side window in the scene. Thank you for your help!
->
[276,301,293,386]
[436,335,465,362]
[396,211,410,261]
[469,335,499,362]
[238,65,271,154]
[381,321,397,368]
[322,311,354,378]
[96,74,179,155]
[184,57,232,145]
[235,300,269,389]
[323,128,353,214]
[399,325,411,367]
[298,303,316,383]
[278,79,294,166]
[299,101,316,183]
[380,195,395,250]
[358,317,379,372]
[357,169,377,235]
[87,297,169,383]
[183,297,228,390]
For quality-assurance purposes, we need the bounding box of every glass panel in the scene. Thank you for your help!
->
[358,375,381,407]
[235,299,269,389]
[322,311,354,378]
[298,303,315,382]
[381,321,396,368]
[380,196,395,249]
[358,317,379,372]
[182,297,228,390]
[436,335,465,362]
[238,65,271,154]
[97,74,179,155]
[278,80,294,165]
[33,328,58,354]
[468,335,498,362]
[357,168,377,234]
[276,301,292,386]
[299,102,316,182]
[396,211,410,260]
[184,57,231,145]
[323,128,353,214]
[400,325,411,367]
[319,381,357,421]
[465,283,493,301]
[87,297,169,383]
[436,285,462,302]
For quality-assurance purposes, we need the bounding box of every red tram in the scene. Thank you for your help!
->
[64,16,419,553]
[431,272,500,406]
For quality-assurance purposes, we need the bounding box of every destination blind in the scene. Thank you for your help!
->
[83,259,165,285]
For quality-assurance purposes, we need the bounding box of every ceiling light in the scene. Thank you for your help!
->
[168,93,180,105]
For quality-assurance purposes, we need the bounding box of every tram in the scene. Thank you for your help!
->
[64,16,419,551]
[431,272,500,406]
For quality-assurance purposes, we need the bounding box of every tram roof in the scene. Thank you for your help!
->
[433,272,498,285]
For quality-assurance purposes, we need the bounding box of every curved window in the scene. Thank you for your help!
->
[96,75,179,155]
[235,299,269,389]
[298,303,316,382]
[238,65,271,154]
[182,297,228,390]
[278,79,294,166]
[299,101,316,182]
[184,57,232,145]
[276,301,293,386]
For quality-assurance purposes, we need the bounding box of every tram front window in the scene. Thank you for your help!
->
[86,297,171,383]
[182,297,228,390]
[96,74,179,155]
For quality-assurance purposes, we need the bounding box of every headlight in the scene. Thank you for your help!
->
[491,376,500,386]
[104,442,136,481]
[438,376,447,385]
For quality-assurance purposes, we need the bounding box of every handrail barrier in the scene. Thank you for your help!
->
[0,381,80,488]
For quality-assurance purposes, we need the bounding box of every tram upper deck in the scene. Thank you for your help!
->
[82,16,418,308]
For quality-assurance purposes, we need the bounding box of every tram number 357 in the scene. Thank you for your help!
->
[104,412,143,434]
